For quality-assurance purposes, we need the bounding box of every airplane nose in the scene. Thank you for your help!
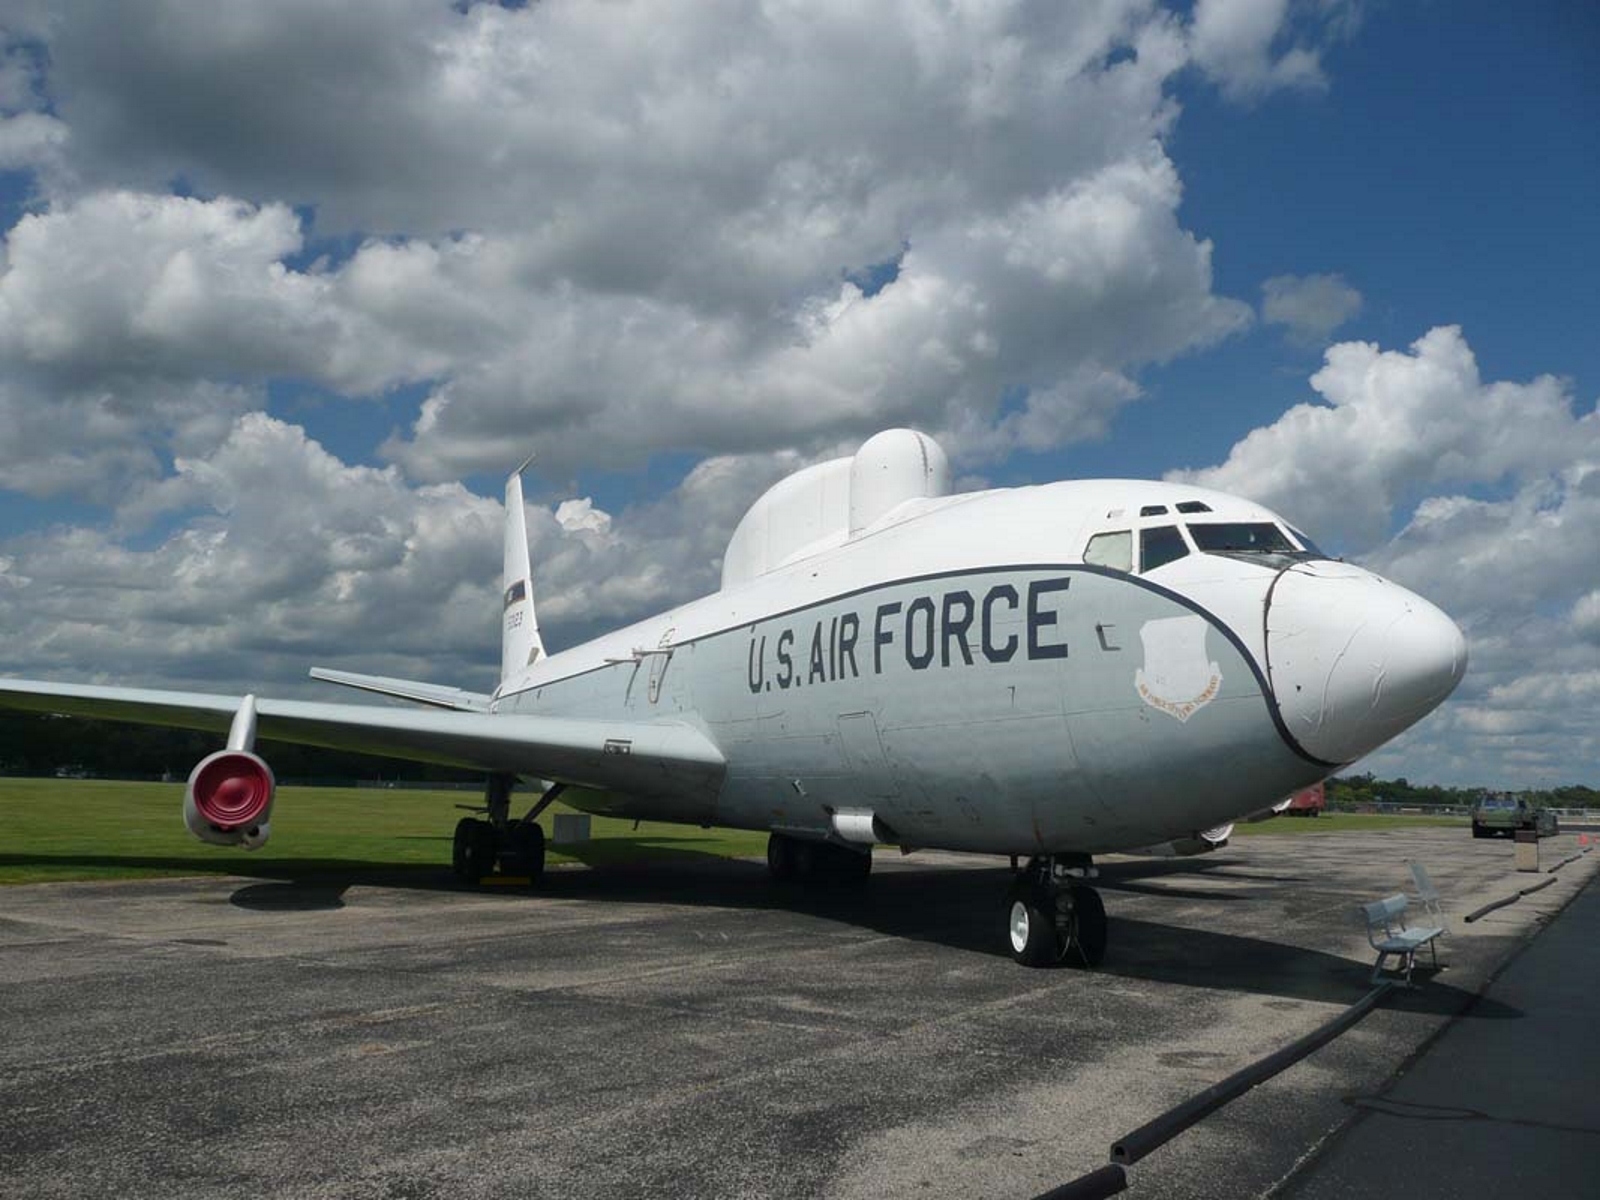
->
[1265,563,1468,765]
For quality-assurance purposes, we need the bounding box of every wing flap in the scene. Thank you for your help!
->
[308,667,493,712]
[0,678,725,803]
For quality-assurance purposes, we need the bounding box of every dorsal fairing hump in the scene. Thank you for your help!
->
[848,429,949,533]
[720,429,950,591]
[501,464,544,683]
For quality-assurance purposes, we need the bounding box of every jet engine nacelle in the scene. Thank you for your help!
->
[183,749,275,850]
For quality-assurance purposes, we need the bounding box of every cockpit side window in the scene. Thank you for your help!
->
[1288,526,1328,557]
[1084,530,1132,572]
[1139,525,1189,573]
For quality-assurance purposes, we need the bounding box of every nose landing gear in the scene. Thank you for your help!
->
[1006,856,1107,968]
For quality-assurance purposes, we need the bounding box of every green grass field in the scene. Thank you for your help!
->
[0,777,1464,885]
[0,777,769,885]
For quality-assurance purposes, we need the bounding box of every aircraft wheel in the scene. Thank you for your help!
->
[838,845,872,884]
[791,838,822,882]
[816,842,871,885]
[1061,885,1107,968]
[453,818,497,882]
[767,833,798,882]
[452,817,476,880]
[1006,879,1058,967]
[506,822,546,884]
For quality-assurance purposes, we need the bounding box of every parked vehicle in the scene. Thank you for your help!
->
[1471,794,1559,839]
[1283,782,1326,817]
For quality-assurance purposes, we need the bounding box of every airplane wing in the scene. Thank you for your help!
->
[0,677,725,802]
[307,667,493,712]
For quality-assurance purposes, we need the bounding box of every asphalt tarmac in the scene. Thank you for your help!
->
[1,826,1594,1199]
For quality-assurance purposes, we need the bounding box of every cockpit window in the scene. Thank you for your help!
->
[1288,526,1327,557]
[1140,504,1168,517]
[1187,522,1298,555]
[1084,530,1132,572]
[1185,521,1324,568]
[1140,525,1188,573]
[1176,501,1212,514]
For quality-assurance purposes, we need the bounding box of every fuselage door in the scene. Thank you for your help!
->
[647,628,676,705]
[836,711,899,800]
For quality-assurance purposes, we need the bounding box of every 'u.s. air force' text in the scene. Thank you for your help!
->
[746,578,1072,694]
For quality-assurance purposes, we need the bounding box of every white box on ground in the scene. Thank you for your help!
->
[1514,830,1539,872]
[552,814,591,844]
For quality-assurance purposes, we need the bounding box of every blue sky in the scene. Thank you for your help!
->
[0,1,1596,785]
[1096,0,1599,486]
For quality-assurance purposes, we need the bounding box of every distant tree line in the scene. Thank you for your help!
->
[1327,773,1599,810]
[0,712,478,783]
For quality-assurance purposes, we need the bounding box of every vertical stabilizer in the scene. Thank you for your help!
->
[501,460,544,683]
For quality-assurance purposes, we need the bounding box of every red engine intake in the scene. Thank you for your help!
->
[183,750,276,849]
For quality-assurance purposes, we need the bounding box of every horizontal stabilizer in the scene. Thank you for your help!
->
[309,667,492,712]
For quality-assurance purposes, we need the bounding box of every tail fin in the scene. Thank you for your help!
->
[501,457,544,682]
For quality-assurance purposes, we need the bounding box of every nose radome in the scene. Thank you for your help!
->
[1266,565,1467,765]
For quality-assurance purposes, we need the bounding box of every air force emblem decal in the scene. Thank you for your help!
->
[1135,616,1222,723]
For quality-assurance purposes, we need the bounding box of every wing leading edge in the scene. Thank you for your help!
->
[0,677,725,804]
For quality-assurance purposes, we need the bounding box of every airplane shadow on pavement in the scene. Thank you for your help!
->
[198,848,1522,1021]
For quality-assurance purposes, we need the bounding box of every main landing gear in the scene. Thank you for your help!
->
[766,831,872,885]
[452,775,565,886]
[1006,855,1107,968]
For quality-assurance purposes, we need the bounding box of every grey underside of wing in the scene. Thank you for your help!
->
[0,678,725,798]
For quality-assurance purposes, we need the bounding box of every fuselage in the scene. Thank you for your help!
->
[491,478,1467,857]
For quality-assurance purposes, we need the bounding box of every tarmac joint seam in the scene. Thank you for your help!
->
[1346,1094,1600,1138]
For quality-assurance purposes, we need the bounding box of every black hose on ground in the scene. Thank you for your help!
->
[1464,874,1558,923]
[1030,1163,1127,1200]
[1106,983,1392,1168]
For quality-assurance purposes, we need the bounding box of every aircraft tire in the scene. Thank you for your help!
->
[506,822,546,884]
[815,842,871,886]
[1062,885,1107,968]
[767,833,798,882]
[452,817,476,880]
[1006,879,1058,967]
[838,845,872,884]
[791,838,822,882]
[452,818,497,883]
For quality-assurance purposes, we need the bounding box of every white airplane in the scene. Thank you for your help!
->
[0,429,1466,967]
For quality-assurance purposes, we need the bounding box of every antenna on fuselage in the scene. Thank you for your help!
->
[501,451,544,684]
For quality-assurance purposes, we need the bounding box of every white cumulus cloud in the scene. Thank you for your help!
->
[1261,272,1363,343]
[1168,325,1592,548]
[2,2,1256,482]
[1574,591,1600,644]
[1188,0,1327,100]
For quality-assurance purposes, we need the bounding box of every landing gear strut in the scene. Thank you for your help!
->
[1005,855,1107,968]
[451,775,563,886]
[766,831,872,885]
